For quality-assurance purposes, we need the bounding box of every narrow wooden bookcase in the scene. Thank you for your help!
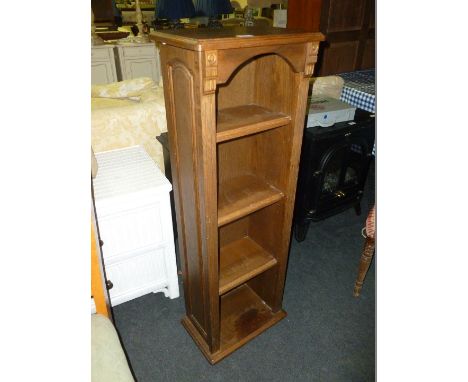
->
[151,27,324,364]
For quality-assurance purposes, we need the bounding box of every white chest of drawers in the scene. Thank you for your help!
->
[116,42,161,84]
[91,44,118,85]
[93,146,179,306]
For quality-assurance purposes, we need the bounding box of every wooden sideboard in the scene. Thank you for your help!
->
[151,27,324,364]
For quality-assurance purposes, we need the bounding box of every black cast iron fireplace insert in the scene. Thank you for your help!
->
[293,108,375,242]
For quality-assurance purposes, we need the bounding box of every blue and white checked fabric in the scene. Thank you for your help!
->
[341,87,375,113]
[339,69,375,113]
[339,69,375,93]
[338,69,375,154]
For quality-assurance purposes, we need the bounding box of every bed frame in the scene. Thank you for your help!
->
[91,198,112,319]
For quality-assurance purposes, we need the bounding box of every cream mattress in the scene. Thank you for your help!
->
[91,78,167,171]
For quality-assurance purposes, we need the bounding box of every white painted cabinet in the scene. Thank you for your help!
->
[92,146,179,307]
[91,45,118,85]
[116,43,161,84]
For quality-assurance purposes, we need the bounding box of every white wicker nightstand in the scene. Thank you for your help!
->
[92,146,179,307]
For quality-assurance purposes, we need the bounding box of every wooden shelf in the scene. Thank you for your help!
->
[181,284,286,364]
[218,284,286,361]
[218,174,284,227]
[217,104,290,143]
[219,236,277,295]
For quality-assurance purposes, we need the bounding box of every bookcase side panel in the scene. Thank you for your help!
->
[160,46,219,346]
[270,72,312,312]
[198,51,221,350]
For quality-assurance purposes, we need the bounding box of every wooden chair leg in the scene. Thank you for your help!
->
[353,237,375,297]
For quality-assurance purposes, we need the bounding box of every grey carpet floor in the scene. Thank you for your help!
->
[113,164,375,382]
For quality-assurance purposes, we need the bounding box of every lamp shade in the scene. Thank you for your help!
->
[157,0,195,19]
[194,0,234,17]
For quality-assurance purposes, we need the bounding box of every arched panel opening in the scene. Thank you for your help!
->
[217,53,299,117]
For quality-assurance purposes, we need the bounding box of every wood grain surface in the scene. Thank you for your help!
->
[153,28,322,363]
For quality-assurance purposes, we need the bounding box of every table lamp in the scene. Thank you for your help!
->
[156,0,196,29]
[194,0,234,28]
[133,0,150,42]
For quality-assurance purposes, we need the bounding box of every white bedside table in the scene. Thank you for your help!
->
[92,146,179,306]
[115,42,161,84]
[91,44,118,85]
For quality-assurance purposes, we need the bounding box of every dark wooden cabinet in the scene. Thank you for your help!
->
[319,0,375,75]
[287,0,323,32]
[287,0,375,75]
[91,0,115,24]
[151,27,324,364]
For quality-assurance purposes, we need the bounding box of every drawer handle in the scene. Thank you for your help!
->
[99,239,104,246]
[106,280,114,290]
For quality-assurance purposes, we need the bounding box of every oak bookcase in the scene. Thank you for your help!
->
[151,27,323,364]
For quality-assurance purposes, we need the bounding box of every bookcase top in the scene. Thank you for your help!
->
[150,26,324,51]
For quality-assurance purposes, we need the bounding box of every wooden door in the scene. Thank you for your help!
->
[287,0,323,32]
[287,0,375,75]
[318,0,375,75]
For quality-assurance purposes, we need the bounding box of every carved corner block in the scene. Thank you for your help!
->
[304,43,319,77]
[203,50,218,94]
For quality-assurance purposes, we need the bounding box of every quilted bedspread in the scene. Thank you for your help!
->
[91,78,167,171]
